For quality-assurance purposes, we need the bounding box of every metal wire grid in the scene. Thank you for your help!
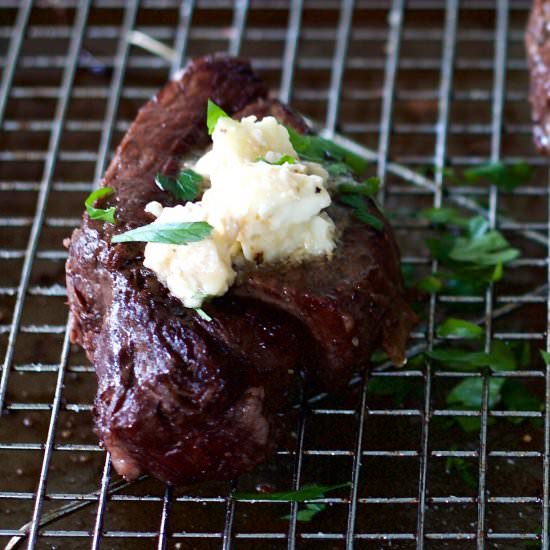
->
[0,0,548,548]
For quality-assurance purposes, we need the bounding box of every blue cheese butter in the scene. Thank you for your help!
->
[143,115,336,308]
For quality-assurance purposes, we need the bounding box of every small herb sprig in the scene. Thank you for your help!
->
[421,208,519,286]
[337,177,383,232]
[286,127,367,176]
[256,154,295,166]
[85,187,116,224]
[207,99,229,135]
[463,161,532,192]
[112,221,213,245]
[155,169,202,202]
[234,482,350,523]
[369,342,543,433]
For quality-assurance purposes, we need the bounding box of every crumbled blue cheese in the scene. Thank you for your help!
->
[143,115,336,308]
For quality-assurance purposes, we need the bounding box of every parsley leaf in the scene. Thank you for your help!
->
[425,213,519,283]
[286,127,367,175]
[464,161,533,192]
[447,377,505,411]
[420,207,469,227]
[112,221,213,245]
[234,482,349,502]
[338,177,380,197]
[281,503,326,522]
[256,154,296,166]
[428,341,516,372]
[207,99,229,135]
[436,318,483,340]
[194,307,212,322]
[338,193,383,232]
[155,169,202,202]
[85,187,116,224]
[417,274,443,293]
[327,162,350,177]
[430,342,542,432]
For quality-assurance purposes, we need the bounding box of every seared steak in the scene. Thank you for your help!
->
[65,54,416,485]
[527,0,550,152]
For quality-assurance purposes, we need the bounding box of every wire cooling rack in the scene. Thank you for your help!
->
[0,0,549,548]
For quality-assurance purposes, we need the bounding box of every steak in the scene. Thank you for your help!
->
[65,54,416,485]
[527,0,550,152]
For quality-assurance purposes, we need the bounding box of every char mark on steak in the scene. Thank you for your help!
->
[66,53,416,485]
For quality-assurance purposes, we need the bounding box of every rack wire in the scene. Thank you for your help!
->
[0,0,548,548]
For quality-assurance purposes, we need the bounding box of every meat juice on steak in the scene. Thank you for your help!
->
[65,54,416,485]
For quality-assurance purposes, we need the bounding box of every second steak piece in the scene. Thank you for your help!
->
[66,54,416,485]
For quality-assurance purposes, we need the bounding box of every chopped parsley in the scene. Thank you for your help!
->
[430,342,541,432]
[281,503,326,522]
[338,176,380,198]
[256,154,296,166]
[338,193,384,231]
[427,341,516,372]
[207,99,229,135]
[423,210,519,283]
[85,187,116,224]
[436,318,483,340]
[336,178,383,232]
[112,221,213,245]
[234,482,349,502]
[286,126,368,176]
[155,169,202,202]
[463,161,532,192]
[234,483,350,522]
[194,307,212,322]
[416,274,443,294]
[420,207,468,227]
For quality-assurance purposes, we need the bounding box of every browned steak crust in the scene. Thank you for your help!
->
[65,54,415,485]
[527,0,550,152]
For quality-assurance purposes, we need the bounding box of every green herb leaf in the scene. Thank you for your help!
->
[428,341,516,372]
[540,350,550,365]
[417,275,443,294]
[338,177,380,198]
[85,187,116,224]
[464,161,533,192]
[256,154,296,166]
[155,169,202,202]
[194,307,212,322]
[447,377,505,411]
[436,318,483,340]
[448,229,519,267]
[286,127,367,175]
[425,213,519,283]
[234,482,349,502]
[327,162,350,177]
[207,99,229,135]
[420,207,469,227]
[338,194,383,232]
[112,221,213,245]
[281,503,327,522]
